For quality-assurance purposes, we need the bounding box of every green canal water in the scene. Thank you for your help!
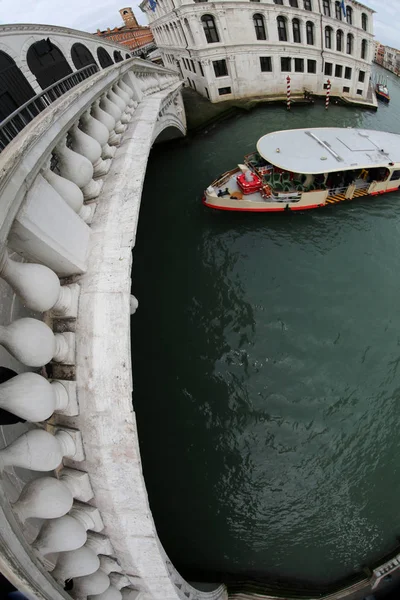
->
[131,67,400,589]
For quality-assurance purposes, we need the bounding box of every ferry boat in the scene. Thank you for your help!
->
[203,128,400,212]
[375,83,390,103]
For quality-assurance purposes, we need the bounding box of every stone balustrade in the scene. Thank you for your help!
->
[0,54,223,600]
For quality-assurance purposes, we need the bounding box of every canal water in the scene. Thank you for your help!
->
[131,66,400,589]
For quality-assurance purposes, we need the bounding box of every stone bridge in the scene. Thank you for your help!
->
[0,38,227,600]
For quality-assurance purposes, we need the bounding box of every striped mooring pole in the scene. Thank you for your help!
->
[286,75,291,111]
[325,79,331,110]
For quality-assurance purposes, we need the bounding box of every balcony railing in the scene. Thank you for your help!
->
[0,63,99,152]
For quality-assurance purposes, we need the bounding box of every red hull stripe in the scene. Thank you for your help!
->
[370,187,398,196]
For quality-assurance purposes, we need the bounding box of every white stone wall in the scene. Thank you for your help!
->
[140,0,374,103]
[0,24,134,94]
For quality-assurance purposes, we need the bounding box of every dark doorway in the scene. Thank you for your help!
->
[27,39,73,90]
[97,47,114,68]
[0,50,36,121]
[71,43,97,70]
[114,51,123,63]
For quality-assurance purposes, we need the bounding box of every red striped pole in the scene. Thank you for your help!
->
[325,79,331,110]
[286,75,291,111]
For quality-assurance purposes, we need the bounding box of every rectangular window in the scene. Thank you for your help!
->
[356,89,362,95]
[273,0,283,4]
[345,66,352,79]
[307,59,316,73]
[335,1,342,19]
[295,58,304,72]
[213,59,228,77]
[343,86,350,93]
[199,62,204,76]
[304,0,312,9]
[205,87,210,98]
[193,80,197,91]
[323,0,330,17]
[359,70,365,82]
[289,0,298,6]
[281,57,291,72]
[191,60,196,72]
[324,62,333,76]
[183,58,188,69]
[335,64,342,77]
[260,56,272,72]
[390,170,400,181]
[218,86,231,95]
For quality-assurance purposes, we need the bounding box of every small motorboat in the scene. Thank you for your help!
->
[203,128,400,212]
[375,83,390,103]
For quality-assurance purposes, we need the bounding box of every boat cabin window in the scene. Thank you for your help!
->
[390,170,400,181]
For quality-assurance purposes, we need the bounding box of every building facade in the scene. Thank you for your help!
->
[96,7,155,56]
[140,0,375,104]
[374,43,400,76]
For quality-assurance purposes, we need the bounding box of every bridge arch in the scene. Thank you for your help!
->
[0,50,36,120]
[97,46,114,68]
[71,42,97,70]
[26,38,72,89]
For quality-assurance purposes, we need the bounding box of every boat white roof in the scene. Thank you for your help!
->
[256,128,400,174]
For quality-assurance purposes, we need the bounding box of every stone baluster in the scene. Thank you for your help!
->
[89,587,122,600]
[121,72,142,103]
[70,125,110,179]
[52,545,100,583]
[33,514,87,555]
[130,295,138,315]
[43,168,94,224]
[80,110,116,159]
[91,100,122,146]
[0,249,79,316]
[0,372,68,422]
[12,477,73,521]
[54,137,102,202]
[100,94,126,134]
[0,428,76,471]
[0,317,74,367]
[107,90,131,124]
[118,80,134,106]
[112,84,134,114]
[72,569,110,598]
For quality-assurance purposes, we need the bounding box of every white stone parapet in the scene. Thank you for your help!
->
[0,50,226,600]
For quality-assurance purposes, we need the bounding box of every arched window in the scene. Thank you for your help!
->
[201,14,219,43]
[27,39,73,89]
[346,33,353,55]
[0,50,36,121]
[292,18,301,43]
[346,6,352,24]
[114,51,123,62]
[277,16,287,42]
[325,26,332,49]
[253,14,267,40]
[306,21,314,45]
[125,53,131,59]
[71,43,97,70]
[361,39,367,60]
[361,13,368,31]
[97,47,114,68]
[336,29,343,52]
[335,1,342,20]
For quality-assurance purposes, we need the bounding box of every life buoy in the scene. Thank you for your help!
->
[262,185,271,198]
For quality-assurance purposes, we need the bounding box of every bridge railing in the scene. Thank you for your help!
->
[0,63,99,152]
[0,57,210,600]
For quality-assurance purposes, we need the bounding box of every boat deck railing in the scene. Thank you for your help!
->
[0,63,99,152]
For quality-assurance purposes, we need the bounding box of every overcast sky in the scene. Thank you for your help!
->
[0,0,398,47]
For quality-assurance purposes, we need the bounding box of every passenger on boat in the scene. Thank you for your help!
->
[217,187,230,197]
